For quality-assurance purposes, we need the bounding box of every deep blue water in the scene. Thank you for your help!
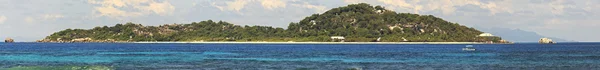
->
[1,43,600,70]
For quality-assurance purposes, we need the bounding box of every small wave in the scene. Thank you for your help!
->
[202,52,241,56]
[206,57,402,63]
[4,65,112,70]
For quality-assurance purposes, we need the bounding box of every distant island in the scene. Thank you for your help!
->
[37,3,507,43]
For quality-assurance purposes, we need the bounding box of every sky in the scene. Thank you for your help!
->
[0,0,598,42]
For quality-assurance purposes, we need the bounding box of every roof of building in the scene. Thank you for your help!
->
[330,36,345,39]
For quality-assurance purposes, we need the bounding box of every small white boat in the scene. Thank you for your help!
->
[462,45,476,51]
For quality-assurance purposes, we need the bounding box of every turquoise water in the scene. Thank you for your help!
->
[0,43,600,69]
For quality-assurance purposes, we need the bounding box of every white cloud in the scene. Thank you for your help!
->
[211,0,251,12]
[42,14,65,20]
[545,19,566,25]
[356,0,514,15]
[291,2,327,13]
[211,0,290,12]
[377,0,413,8]
[343,0,368,4]
[260,0,287,10]
[0,16,6,24]
[583,0,598,13]
[93,5,142,18]
[142,1,175,16]
[20,14,67,24]
[548,0,569,15]
[24,17,34,23]
[210,0,326,14]
[88,0,175,18]
[376,0,418,13]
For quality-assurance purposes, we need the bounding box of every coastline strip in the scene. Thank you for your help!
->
[132,42,491,44]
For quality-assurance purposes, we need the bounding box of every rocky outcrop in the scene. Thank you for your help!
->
[498,40,512,44]
[539,38,554,44]
[4,38,14,43]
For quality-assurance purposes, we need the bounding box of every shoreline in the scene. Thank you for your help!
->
[132,41,503,44]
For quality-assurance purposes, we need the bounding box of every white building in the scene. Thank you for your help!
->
[478,33,495,37]
[330,36,345,40]
[330,36,345,42]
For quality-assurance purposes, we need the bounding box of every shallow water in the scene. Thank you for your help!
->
[0,43,600,70]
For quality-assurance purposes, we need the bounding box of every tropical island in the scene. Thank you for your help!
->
[37,3,507,43]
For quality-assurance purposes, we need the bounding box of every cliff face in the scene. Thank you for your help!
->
[39,3,502,42]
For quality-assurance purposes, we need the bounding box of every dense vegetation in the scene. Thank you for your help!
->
[41,3,501,42]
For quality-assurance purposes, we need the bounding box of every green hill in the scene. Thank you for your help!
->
[39,3,502,42]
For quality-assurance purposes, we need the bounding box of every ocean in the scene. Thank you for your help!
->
[0,43,599,70]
